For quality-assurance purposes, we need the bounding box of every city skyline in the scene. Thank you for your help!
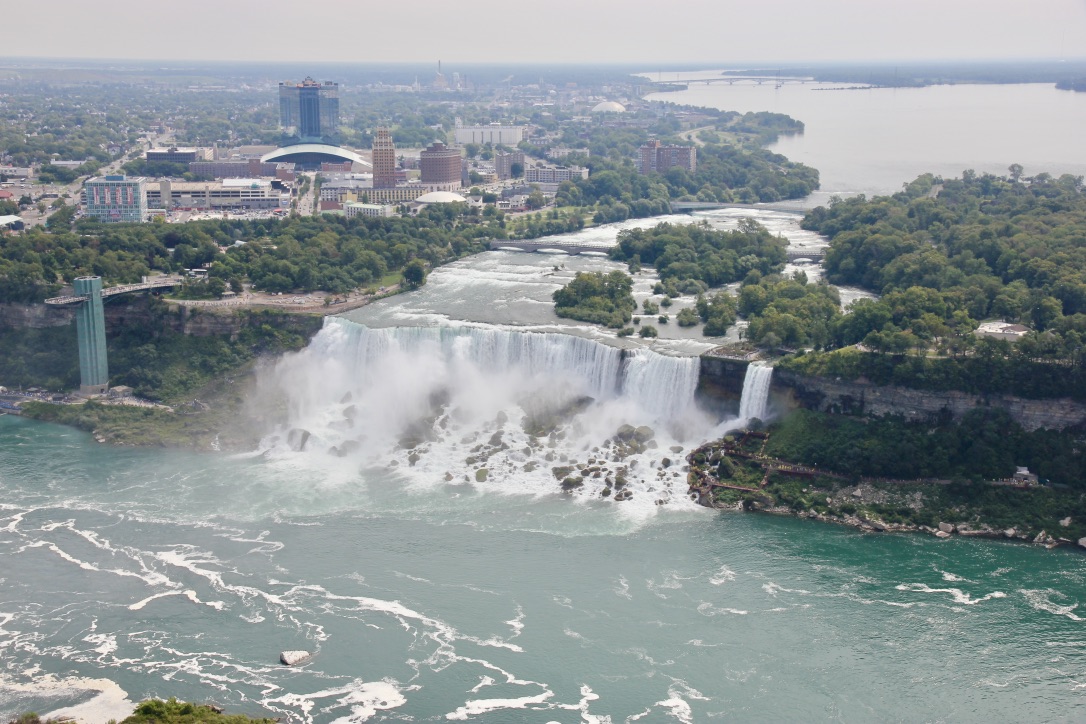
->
[3,0,1084,65]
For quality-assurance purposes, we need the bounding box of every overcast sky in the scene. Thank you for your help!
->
[4,0,1085,65]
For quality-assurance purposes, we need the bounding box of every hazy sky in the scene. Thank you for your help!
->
[5,0,1085,65]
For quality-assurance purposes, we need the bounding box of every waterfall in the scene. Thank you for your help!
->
[257,317,726,509]
[738,362,773,421]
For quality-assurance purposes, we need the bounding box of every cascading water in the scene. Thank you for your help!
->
[259,317,720,511]
[738,362,773,422]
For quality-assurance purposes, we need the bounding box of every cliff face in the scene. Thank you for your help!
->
[771,369,1086,432]
[697,355,751,415]
[0,299,323,339]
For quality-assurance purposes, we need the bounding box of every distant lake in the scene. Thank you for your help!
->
[643,72,1086,200]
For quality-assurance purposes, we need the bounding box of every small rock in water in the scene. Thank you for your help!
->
[937,522,954,534]
[935,530,951,539]
[280,650,311,666]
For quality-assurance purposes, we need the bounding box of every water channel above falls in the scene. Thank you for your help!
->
[341,206,874,357]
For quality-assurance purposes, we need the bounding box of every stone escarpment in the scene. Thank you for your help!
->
[771,368,1086,432]
[0,298,322,339]
[696,352,1086,432]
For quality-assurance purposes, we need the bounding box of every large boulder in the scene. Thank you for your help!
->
[634,426,655,443]
[287,429,311,452]
[616,424,636,441]
[280,650,311,666]
[937,522,954,534]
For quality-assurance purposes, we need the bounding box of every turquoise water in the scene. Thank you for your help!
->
[3,414,1086,722]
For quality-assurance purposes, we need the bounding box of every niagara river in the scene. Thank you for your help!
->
[4,209,1086,722]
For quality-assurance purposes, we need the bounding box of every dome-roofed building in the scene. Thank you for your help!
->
[415,190,467,204]
[591,101,626,113]
[262,143,368,171]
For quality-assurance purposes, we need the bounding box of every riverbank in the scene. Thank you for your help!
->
[687,434,1086,549]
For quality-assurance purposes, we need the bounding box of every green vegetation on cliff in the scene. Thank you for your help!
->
[764,408,1085,487]
[0,205,498,303]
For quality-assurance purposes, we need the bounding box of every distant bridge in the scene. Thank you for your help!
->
[656,76,812,86]
[45,276,183,305]
[786,249,825,262]
[492,240,824,263]
[490,240,614,255]
[669,201,812,214]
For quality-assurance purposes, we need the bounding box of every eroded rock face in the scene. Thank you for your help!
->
[280,650,311,666]
[772,369,1086,432]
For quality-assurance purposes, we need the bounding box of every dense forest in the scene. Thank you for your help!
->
[552,271,636,328]
[783,171,1086,397]
[0,204,494,303]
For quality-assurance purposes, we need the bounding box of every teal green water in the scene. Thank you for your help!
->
[2,414,1086,722]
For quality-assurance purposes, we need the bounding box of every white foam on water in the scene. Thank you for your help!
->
[896,583,1007,605]
[710,565,737,585]
[1020,589,1085,621]
[0,674,136,724]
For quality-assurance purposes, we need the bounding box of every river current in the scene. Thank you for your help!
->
[3,113,1086,720]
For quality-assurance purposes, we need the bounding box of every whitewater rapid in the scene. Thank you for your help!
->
[258,318,756,514]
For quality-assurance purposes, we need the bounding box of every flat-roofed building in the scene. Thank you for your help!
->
[146,147,213,164]
[189,159,296,182]
[453,121,527,146]
[372,127,398,189]
[639,140,696,175]
[0,166,33,179]
[344,202,395,219]
[83,175,148,223]
[146,178,289,210]
[524,165,588,185]
[494,150,525,180]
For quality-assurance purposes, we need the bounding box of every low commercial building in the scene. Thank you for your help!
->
[83,175,148,223]
[344,202,395,219]
[453,121,527,146]
[0,215,25,231]
[146,147,212,163]
[524,165,588,185]
[975,321,1031,342]
[189,159,296,182]
[0,166,33,179]
[146,178,289,210]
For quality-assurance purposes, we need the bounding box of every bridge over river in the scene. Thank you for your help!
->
[490,239,824,262]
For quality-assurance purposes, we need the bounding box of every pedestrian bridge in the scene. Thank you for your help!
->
[45,276,183,305]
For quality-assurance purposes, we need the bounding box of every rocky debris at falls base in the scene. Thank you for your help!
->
[685,439,1086,551]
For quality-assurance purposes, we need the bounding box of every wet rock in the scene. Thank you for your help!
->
[343,405,358,421]
[561,477,583,491]
[339,392,353,404]
[280,650,311,666]
[937,522,954,534]
[287,428,311,452]
[1004,528,1017,538]
[616,424,636,441]
[634,426,655,443]
[496,411,508,426]
[935,530,951,539]
[475,468,489,482]
[601,487,612,498]
[670,445,684,454]
[444,472,454,481]
[661,458,672,468]
[408,453,421,466]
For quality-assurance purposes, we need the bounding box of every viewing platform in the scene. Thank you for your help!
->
[45,276,183,305]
